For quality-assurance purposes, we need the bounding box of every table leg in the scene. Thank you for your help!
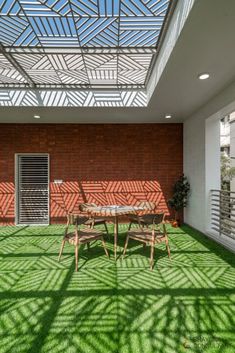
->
[114,215,118,260]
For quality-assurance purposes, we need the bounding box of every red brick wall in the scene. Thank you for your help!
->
[0,124,183,224]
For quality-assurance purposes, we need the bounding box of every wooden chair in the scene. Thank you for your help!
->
[58,214,109,271]
[128,201,156,230]
[79,203,109,236]
[123,213,170,270]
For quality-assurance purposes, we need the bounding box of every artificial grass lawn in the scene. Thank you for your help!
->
[0,224,234,353]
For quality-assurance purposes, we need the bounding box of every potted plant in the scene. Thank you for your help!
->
[168,175,190,227]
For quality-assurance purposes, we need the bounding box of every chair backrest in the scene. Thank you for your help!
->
[79,203,97,212]
[140,213,165,226]
[67,213,89,226]
[138,201,155,211]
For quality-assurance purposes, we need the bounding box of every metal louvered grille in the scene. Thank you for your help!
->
[210,189,235,239]
[17,155,49,225]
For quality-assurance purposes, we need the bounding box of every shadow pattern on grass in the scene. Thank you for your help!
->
[0,224,234,353]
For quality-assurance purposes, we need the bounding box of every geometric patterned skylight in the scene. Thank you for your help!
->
[0,0,173,90]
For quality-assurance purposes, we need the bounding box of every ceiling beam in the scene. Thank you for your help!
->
[0,44,36,88]
[3,47,157,55]
[145,0,179,87]
[0,83,145,91]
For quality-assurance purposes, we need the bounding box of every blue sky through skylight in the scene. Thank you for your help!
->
[0,0,173,89]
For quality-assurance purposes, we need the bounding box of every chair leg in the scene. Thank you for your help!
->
[104,222,110,240]
[87,242,90,251]
[75,244,79,271]
[58,239,66,262]
[150,243,155,270]
[128,222,132,231]
[101,237,109,257]
[166,239,171,259]
[89,219,95,229]
[123,235,130,258]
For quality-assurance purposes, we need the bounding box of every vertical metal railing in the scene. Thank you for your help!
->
[210,189,235,239]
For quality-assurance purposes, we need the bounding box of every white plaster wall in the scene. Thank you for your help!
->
[147,0,196,101]
[184,112,220,234]
[229,112,235,191]
[205,116,221,232]
[184,112,206,232]
[184,79,235,235]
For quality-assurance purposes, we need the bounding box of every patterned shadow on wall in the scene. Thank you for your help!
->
[0,124,183,225]
[0,180,170,224]
[50,180,169,223]
[0,182,15,225]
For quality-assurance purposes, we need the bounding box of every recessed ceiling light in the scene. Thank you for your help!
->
[33,115,40,119]
[198,73,210,80]
[165,115,172,119]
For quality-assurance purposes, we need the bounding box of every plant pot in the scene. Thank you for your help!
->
[171,220,178,228]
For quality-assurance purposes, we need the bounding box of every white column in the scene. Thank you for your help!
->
[184,114,206,232]
[184,113,220,234]
[205,116,221,233]
[229,112,235,191]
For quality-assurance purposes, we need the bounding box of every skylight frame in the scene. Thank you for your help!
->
[0,0,174,91]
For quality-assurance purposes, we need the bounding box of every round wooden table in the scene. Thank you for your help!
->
[86,205,144,260]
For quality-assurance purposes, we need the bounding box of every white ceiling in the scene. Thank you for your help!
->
[1,0,235,123]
